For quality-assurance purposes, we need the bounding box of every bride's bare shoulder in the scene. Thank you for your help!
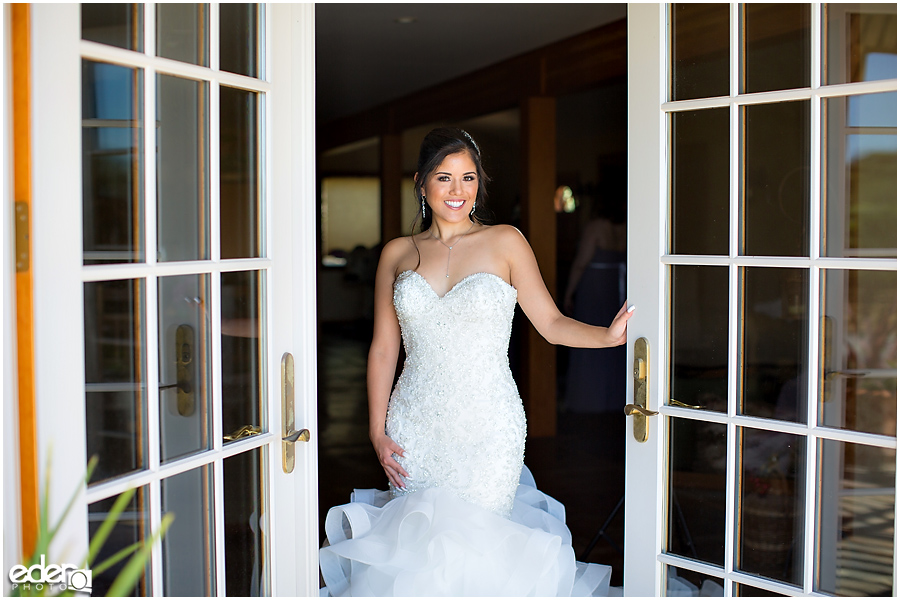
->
[480,223,525,242]
[480,223,530,250]
[380,234,423,275]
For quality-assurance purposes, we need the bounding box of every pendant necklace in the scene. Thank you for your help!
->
[430,221,476,278]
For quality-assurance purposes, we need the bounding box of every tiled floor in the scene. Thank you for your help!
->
[317,320,627,586]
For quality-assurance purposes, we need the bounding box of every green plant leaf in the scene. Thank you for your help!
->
[105,512,175,597]
[83,486,135,569]
[90,540,142,577]
[39,457,98,564]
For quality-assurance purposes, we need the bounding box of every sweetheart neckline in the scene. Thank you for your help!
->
[397,269,515,300]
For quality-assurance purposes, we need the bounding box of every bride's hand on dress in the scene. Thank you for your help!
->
[372,433,410,489]
[607,301,635,346]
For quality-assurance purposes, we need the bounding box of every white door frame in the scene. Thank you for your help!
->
[23,3,320,595]
[624,3,666,596]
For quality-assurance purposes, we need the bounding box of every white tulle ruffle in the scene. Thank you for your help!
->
[320,467,611,597]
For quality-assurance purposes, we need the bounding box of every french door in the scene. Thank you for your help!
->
[625,3,896,596]
[28,3,319,595]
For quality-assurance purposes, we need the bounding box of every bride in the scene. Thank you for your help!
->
[320,128,634,596]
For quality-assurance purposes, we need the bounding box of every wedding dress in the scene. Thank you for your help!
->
[320,270,612,596]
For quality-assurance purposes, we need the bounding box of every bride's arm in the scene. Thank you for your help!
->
[367,239,410,489]
[502,226,633,348]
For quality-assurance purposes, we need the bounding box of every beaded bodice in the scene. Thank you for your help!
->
[385,270,527,517]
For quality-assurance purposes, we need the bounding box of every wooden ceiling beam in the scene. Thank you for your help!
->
[318,19,626,152]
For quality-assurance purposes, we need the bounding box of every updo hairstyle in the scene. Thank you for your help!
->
[413,127,492,232]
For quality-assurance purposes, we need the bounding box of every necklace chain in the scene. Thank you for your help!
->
[430,222,476,278]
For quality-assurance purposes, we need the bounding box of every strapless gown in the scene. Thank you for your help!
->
[320,270,612,596]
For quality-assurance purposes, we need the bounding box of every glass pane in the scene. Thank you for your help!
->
[157,74,210,262]
[159,275,212,462]
[89,486,151,596]
[670,108,729,255]
[738,427,805,586]
[819,270,897,436]
[816,440,895,596]
[824,4,898,85]
[84,279,147,484]
[666,566,724,596]
[734,582,788,596]
[161,465,216,595]
[221,271,264,443]
[82,60,144,265]
[224,447,267,595]
[670,266,729,412]
[81,3,143,51]
[156,3,209,66]
[742,101,810,257]
[220,86,261,259]
[670,3,730,101]
[822,93,897,258]
[667,418,727,566]
[743,4,811,93]
[740,267,809,423]
[220,3,260,78]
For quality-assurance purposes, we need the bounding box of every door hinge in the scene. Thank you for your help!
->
[15,201,29,272]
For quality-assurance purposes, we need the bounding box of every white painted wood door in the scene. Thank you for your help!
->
[29,3,319,595]
[624,3,897,596]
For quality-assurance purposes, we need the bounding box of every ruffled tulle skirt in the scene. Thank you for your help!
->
[320,467,612,597]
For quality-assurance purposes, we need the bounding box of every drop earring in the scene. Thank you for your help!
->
[421,196,426,219]
[470,201,476,217]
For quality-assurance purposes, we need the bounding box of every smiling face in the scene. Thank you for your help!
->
[420,152,479,226]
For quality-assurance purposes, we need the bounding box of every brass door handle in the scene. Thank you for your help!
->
[283,428,310,443]
[624,404,659,417]
[224,424,261,442]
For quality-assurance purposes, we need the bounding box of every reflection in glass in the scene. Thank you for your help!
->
[740,268,809,423]
[742,101,810,257]
[824,4,898,85]
[667,418,727,566]
[84,279,146,484]
[820,270,897,436]
[670,3,729,101]
[670,266,729,412]
[738,427,805,586]
[220,87,261,259]
[161,466,215,596]
[221,271,263,443]
[224,447,267,595]
[666,567,724,596]
[816,440,895,596]
[81,3,143,51]
[157,74,210,262]
[157,4,209,66]
[734,582,788,596]
[159,275,212,462]
[89,486,150,596]
[82,60,144,265]
[743,4,810,93]
[822,93,897,258]
[220,3,260,78]
[670,108,729,255]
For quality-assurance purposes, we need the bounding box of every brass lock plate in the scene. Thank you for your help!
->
[282,352,296,473]
[632,337,650,443]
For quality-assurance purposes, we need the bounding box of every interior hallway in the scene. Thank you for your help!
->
[317,320,626,587]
